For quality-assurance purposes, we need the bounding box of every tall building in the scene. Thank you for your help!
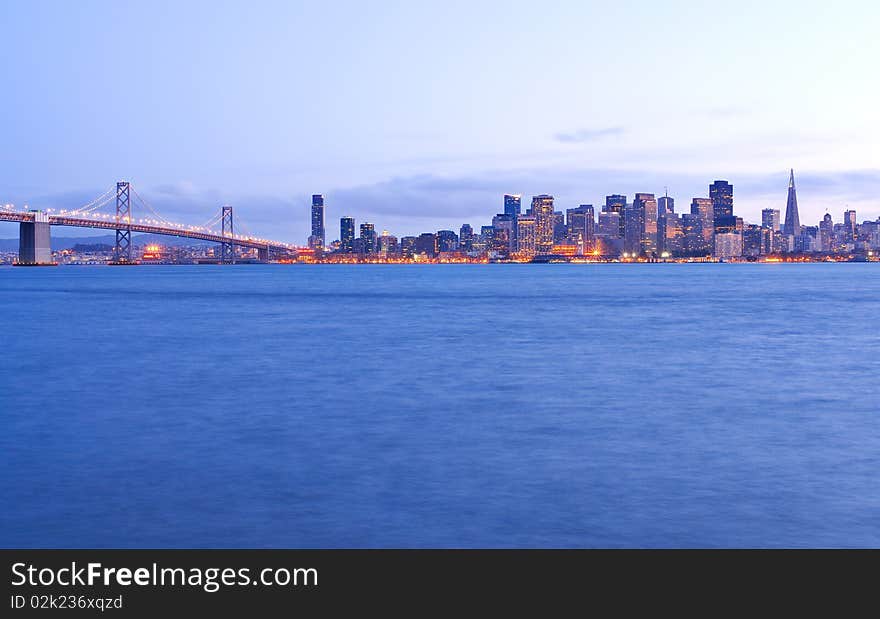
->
[415,233,437,257]
[658,194,674,218]
[657,193,675,255]
[340,216,355,253]
[715,232,743,259]
[360,223,377,255]
[604,194,627,240]
[309,194,325,249]
[819,213,833,252]
[531,195,555,255]
[843,209,857,243]
[710,180,733,229]
[690,198,714,254]
[627,193,658,256]
[378,231,398,256]
[459,224,474,252]
[504,194,521,247]
[516,216,537,256]
[762,209,781,232]
[783,169,801,237]
[491,213,515,255]
[566,205,595,250]
[436,229,459,253]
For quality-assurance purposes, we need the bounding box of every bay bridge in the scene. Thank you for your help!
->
[0,181,298,265]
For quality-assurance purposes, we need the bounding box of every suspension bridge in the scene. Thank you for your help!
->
[0,181,298,265]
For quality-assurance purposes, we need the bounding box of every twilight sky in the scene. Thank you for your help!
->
[1,0,878,242]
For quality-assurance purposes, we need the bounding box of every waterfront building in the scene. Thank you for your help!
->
[819,214,833,252]
[624,193,658,256]
[459,224,474,252]
[340,216,355,253]
[436,229,459,253]
[690,198,714,254]
[378,231,399,257]
[516,215,537,256]
[566,205,595,250]
[710,180,733,231]
[308,194,325,249]
[415,233,437,257]
[604,194,627,239]
[360,223,377,255]
[400,236,417,258]
[504,194,521,247]
[714,232,743,259]
[491,213,515,255]
[531,195,555,255]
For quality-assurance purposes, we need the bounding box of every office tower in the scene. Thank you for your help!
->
[820,213,833,252]
[597,212,621,238]
[553,211,567,244]
[715,215,743,235]
[710,180,733,229]
[566,205,595,250]
[415,233,437,257]
[360,223,377,255]
[658,194,674,217]
[504,194,521,247]
[531,195,555,255]
[459,223,474,252]
[743,224,767,257]
[340,216,355,253]
[762,209,781,232]
[604,194,627,239]
[714,232,743,259]
[627,193,658,256]
[690,198,714,254]
[400,236,417,258]
[783,169,801,237]
[309,194,325,249]
[491,213,515,255]
[516,215,537,255]
[436,229,459,253]
[661,213,682,256]
[378,231,399,256]
[844,210,857,243]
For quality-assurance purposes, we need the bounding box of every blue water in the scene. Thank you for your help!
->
[1,264,878,548]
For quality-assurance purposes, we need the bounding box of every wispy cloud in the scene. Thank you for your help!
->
[554,127,625,143]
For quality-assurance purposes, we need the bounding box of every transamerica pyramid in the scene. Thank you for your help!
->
[783,168,801,236]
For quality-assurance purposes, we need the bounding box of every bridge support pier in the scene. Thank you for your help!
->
[258,246,269,262]
[17,211,54,266]
[220,206,235,264]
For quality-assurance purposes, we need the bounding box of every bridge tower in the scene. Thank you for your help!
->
[114,181,132,263]
[221,206,235,264]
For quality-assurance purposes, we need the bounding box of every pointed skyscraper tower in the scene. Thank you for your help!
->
[783,169,801,236]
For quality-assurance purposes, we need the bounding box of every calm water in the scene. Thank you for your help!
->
[1,264,878,548]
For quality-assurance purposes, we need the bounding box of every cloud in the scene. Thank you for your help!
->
[554,127,625,143]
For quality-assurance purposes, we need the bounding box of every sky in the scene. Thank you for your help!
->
[1,0,879,242]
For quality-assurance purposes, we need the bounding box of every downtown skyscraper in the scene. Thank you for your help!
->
[531,195,555,255]
[309,194,325,249]
[783,169,801,237]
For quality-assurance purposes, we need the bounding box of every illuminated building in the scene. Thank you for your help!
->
[819,214,833,252]
[553,211,566,244]
[415,232,437,257]
[715,215,743,235]
[504,194,521,247]
[690,198,714,254]
[309,194,325,249]
[516,215,537,256]
[340,216,355,253]
[661,212,683,256]
[742,225,767,257]
[436,230,459,253]
[714,232,742,259]
[360,223,377,255]
[762,209,780,232]
[378,230,399,256]
[710,180,733,231]
[531,195,555,255]
[844,210,857,243]
[626,193,658,256]
[603,194,627,240]
[783,169,801,237]
[566,205,595,251]
[491,213,514,255]
[400,236,417,258]
[459,224,474,252]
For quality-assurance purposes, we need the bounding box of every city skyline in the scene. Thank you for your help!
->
[1,1,879,240]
